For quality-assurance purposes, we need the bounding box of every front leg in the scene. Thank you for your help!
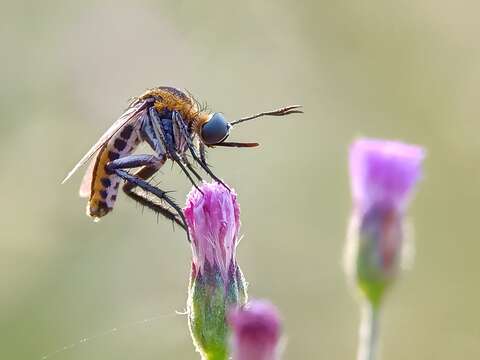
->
[199,143,207,165]
[172,111,229,190]
[148,108,202,192]
[181,154,203,182]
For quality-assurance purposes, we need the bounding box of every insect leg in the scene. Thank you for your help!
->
[106,154,163,171]
[148,108,202,192]
[170,151,202,192]
[172,111,229,190]
[188,145,229,190]
[105,154,188,234]
[114,169,190,242]
[140,111,165,155]
[123,166,186,231]
[181,154,203,182]
[199,143,207,165]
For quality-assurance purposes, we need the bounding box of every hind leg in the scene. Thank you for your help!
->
[112,169,190,241]
[106,154,189,238]
[123,166,186,231]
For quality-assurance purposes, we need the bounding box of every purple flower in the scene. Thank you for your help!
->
[349,139,425,215]
[228,300,282,360]
[184,182,247,360]
[346,138,425,305]
[184,181,241,283]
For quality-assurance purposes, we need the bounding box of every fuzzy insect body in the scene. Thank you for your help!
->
[69,87,206,220]
[63,86,302,233]
[86,125,141,218]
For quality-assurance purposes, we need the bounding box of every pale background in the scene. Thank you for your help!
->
[1,1,479,359]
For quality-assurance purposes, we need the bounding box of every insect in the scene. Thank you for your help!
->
[63,86,302,236]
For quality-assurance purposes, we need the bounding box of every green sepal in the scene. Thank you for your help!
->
[188,262,247,360]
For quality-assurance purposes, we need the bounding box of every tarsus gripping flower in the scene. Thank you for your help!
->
[228,299,283,360]
[346,138,425,305]
[184,182,247,360]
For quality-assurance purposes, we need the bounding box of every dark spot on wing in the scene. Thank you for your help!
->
[120,125,134,139]
[114,138,127,151]
[114,182,120,190]
[111,194,117,201]
[100,190,108,199]
[101,177,111,187]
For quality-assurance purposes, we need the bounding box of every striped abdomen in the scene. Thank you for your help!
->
[88,123,141,219]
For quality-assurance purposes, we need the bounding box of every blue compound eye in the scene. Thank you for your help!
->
[201,113,231,145]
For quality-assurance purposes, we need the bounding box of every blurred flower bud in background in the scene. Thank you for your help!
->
[228,299,283,360]
[345,138,425,305]
[184,182,247,360]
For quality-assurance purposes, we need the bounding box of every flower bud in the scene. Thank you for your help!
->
[345,139,425,306]
[228,300,283,360]
[184,182,247,360]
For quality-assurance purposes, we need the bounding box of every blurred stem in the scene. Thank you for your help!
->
[357,301,380,360]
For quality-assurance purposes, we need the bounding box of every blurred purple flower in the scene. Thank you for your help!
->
[184,181,247,360]
[228,300,282,360]
[345,138,425,305]
[349,139,425,215]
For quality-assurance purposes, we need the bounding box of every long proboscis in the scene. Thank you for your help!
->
[229,105,303,126]
[215,142,259,148]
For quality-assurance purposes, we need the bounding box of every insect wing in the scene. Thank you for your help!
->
[78,155,98,198]
[62,99,149,184]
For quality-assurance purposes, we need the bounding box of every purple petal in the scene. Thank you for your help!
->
[349,138,425,213]
[184,181,240,283]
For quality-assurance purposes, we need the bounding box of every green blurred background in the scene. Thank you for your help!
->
[1,1,479,359]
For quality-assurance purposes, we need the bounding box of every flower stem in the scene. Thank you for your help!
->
[357,302,380,360]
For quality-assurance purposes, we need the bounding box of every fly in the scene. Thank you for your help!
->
[62,86,302,238]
